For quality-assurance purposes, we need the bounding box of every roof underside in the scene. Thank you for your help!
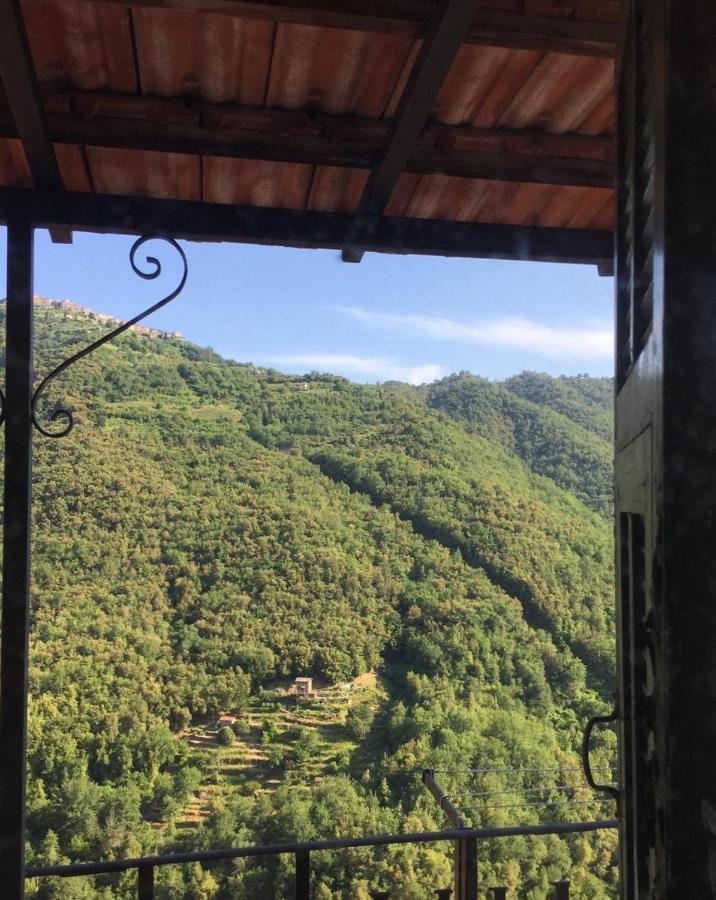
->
[0,0,619,259]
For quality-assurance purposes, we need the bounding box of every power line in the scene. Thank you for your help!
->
[428,766,617,775]
[477,797,616,812]
[451,784,615,800]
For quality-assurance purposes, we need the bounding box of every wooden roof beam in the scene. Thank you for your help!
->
[0,0,70,242]
[0,93,615,188]
[467,7,618,57]
[0,186,614,267]
[343,0,478,263]
[84,0,618,57]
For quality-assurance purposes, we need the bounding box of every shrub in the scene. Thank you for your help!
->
[217,726,234,746]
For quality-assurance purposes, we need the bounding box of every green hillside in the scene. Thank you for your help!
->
[423,373,613,516]
[18,302,617,899]
[504,371,613,443]
[380,372,613,516]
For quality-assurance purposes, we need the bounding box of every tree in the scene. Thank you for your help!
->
[292,727,321,766]
[346,702,375,741]
[260,718,280,746]
[266,744,285,768]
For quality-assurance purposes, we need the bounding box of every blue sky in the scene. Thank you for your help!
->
[1,228,614,384]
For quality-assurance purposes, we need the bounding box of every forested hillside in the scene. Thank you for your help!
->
[417,373,613,516]
[16,301,617,899]
[504,371,613,443]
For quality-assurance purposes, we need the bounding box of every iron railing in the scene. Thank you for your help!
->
[26,819,617,899]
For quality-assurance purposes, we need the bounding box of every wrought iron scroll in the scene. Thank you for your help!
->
[31,236,188,438]
[581,706,619,803]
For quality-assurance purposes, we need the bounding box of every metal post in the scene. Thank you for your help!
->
[551,881,570,899]
[137,864,154,899]
[454,834,478,900]
[295,849,310,900]
[0,217,34,898]
[454,838,462,898]
[422,771,465,828]
[422,770,472,900]
[462,836,477,900]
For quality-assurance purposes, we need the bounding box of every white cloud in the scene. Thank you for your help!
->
[261,353,443,385]
[339,306,613,360]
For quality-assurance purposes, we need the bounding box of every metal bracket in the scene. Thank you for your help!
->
[30,236,187,437]
[581,706,619,803]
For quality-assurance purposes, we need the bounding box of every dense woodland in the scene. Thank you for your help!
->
[8,302,618,898]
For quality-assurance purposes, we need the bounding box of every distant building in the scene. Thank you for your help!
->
[210,714,236,731]
[294,677,313,697]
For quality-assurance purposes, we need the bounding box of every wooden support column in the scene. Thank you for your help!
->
[614,1,716,896]
[0,218,35,898]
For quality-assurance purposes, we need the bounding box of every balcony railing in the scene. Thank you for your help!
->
[26,818,617,899]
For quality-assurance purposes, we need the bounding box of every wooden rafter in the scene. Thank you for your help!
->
[84,0,619,57]
[0,92,615,189]
[343,0,477,262]
[0,0,70,242]
[466,7,617,57]
[0,186,614,266]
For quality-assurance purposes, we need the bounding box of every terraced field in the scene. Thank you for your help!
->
[176,674,385,833]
